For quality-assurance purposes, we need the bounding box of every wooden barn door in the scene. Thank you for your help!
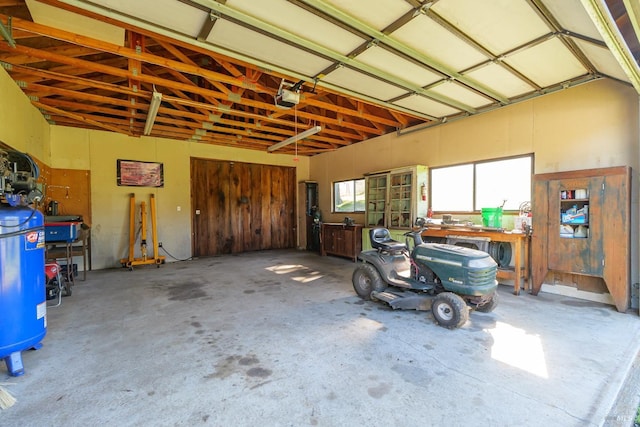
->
[191,158,296,257]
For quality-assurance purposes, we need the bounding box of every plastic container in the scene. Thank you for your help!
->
[45,221,80,242]
[481,207,503,228]
[0,206,47,376]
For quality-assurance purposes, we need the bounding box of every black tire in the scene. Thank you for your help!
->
[352,263,386,300]
[475,292,498,313]
[432,292,469,329]
[489,242,512,268]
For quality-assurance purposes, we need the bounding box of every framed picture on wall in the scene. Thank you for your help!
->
[117,159,164,187]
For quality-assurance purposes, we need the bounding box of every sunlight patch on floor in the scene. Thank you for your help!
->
[291,273,324,283]
[266,264,307,274]
[266,264,324,283]
[352,316,384,336]
[488,321,548,378]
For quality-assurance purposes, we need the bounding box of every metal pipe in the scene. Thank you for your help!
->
[0,17,16,49]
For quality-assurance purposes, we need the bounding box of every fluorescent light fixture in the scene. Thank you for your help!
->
[268,125,321,152]
[143,91,162,135]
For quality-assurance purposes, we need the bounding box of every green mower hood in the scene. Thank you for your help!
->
[414,243,498,296]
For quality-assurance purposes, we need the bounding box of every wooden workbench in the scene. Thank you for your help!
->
[421,227,530,295]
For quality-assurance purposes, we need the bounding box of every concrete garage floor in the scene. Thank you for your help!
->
[2,250,639,427]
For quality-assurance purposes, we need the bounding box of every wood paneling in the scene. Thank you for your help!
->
[47,168,91,225]
[190,158,296,257]
[543,271,609,294]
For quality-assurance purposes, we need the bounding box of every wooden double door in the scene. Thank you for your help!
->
[191,158,296,257]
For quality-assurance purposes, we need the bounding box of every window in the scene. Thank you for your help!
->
[333,179,365,213]
[430,154,532,212]
[431,164,474,211]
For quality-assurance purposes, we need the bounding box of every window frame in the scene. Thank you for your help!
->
[332,178,365,213]
[429,154,533,213]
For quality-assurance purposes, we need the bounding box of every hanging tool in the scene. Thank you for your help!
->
[120,193,165,270]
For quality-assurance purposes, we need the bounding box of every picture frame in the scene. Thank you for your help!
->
[117,159,164,187]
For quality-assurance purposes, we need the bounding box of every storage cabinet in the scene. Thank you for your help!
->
[531,166,631,311]
[320,223,363,261]
[365,165,428,229]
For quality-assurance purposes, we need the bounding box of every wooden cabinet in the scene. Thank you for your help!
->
[365,165,428,229]
[531,166,630,311]
[320,223,363,261]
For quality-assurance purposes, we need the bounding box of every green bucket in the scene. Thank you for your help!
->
[481,207,503,228]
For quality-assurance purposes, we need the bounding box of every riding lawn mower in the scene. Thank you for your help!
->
[352,218,498,329]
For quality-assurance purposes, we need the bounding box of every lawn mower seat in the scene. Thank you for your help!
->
[369,227,407,253]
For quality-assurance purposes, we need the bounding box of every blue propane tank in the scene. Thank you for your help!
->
[0,206,46,376]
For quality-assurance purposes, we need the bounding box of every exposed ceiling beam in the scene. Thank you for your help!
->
[580,0,640,93]
[2,14,274,94]
[294,0,510,104]
[0,39,396,139]
[194,0,479,114]
[51,0,438,122]
[0,15,411,135]
[33,100,134,135]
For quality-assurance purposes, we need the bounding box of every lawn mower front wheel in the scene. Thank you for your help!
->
[432,292,469,329]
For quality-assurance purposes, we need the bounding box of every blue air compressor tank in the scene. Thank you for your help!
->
[0,206,46,376]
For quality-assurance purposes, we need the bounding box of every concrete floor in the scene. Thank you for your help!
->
[1,250,639,427]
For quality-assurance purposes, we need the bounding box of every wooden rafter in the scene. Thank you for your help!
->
[0,3,426,154]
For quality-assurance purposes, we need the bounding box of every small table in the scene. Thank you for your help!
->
[45,227,91,281]
[421,227,531,295]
